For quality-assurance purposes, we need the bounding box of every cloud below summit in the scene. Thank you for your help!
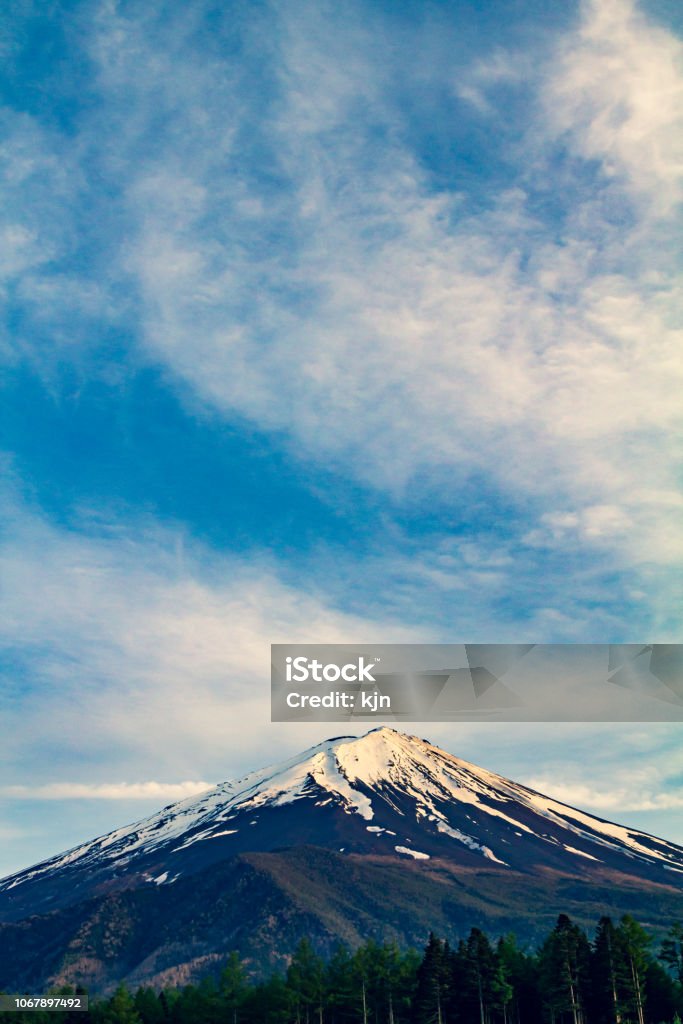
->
[1,782,214,801]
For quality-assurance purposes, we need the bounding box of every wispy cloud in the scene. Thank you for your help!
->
[546,0,683,214]
[1,0,680,624]
[88,0,681,596]
[0,824,31,841]
[525,780,683,814]
[0,490,425,784]
[1,781,213,801]
[523,729,683,816]
[0,101,124,372]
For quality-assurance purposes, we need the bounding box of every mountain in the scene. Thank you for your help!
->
[2,727,683,993]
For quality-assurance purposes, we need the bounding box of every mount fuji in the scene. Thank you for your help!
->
[2,728,683,992]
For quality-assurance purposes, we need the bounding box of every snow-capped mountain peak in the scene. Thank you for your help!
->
[1,728,682,923]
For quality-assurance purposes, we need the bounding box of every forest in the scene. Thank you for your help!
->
[2,914,683,1024]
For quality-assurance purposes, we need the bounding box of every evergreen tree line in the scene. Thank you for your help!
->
[3,916,683,1024]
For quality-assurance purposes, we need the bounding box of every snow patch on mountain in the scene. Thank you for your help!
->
[395,846,430,860]
[435,820,507,865]
[310,750,374,820]
[564,845,600,861]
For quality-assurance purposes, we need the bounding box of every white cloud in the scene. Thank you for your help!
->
[0,824,31,841]
[82,0,681,596]
[547,0,683,215]
[525,779,683,814]
[1,781,214,801]
[0,114,64,358]
[454,49,531,114]
[0,494,427,784]
[522,733,683,818]
[1,0,680,615]
[0,107,121,371]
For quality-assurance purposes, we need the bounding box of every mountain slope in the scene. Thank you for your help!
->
[1,728,682,993]
[4,846,683,995]
[2,728,682,924]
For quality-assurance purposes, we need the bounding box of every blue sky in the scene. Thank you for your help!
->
[1,0,682,878]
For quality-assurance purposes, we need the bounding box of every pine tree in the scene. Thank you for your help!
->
[243,975,291,1024]
[644,960,679,1024]
[220,951,248,1024]
[616,916,651,1024]
[388,943,421,1024]
[452,928,512,1024]
[497,934,541,1024]
[326,944,357,1024]
[95,987,141,1024]
[539,914,591,1024]
[592,917,623,1024]
[660,925,683,985]
[287,938,326,1024]
[413,933,449,1024]
[133,989,165,1024]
